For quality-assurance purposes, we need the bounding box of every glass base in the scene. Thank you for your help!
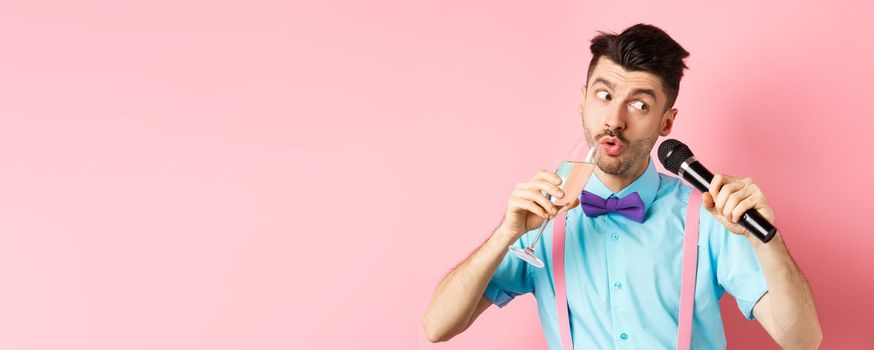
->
[509,246,545,268]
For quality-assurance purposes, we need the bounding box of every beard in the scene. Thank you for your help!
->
[584,125,658,177]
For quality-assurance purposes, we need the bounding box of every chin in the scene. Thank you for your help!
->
[598,156,639,176]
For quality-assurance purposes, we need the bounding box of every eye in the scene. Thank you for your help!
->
[630,100,648,111]
[595,90,611,101]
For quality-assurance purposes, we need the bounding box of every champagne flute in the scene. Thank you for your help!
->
[509,147,597,268]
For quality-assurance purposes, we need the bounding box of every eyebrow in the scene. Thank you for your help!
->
[592,77,659,102]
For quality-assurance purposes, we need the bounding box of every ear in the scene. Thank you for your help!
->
[577,85,587,114]
[659,108,678,137]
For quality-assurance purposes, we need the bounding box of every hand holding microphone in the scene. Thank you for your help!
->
[658,139,778,243]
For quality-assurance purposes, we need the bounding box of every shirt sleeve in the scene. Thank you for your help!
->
[703,209,769,320]
[483,235,535,308]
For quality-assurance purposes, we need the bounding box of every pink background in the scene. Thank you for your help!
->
[1,0,872,349]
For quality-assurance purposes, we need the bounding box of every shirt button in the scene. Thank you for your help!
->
[620,332,629,341]
[611,233,620,241]
[614,282,622,290]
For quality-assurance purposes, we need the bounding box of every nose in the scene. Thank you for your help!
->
[603,101,627,132]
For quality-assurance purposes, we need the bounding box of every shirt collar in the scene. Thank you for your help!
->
[582,155,659,218]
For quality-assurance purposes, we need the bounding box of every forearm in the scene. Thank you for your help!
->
[423,227,517,342]
[749,232,822,348]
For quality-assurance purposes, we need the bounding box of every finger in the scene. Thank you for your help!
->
[708,173,726,201]
[714,181,744,215]
[731,194,760,223]
[533,170,562,186]
[723,185,754,218]
[702,192,715,210]
[515,188,559,216]
[518,180,565,200]
[708,173,738,202]
[511,197,549,219]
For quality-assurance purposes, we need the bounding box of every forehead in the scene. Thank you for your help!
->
[588,57,666,97]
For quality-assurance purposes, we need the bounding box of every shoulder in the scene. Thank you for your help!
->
[645,172,694,233]
[654,171,727,246]
[654,171,692,205]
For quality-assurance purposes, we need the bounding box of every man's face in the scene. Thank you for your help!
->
[578,57,677,177]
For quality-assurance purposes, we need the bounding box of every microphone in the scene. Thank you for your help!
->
[657,139,777,243]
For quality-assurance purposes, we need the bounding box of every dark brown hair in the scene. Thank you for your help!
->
[587,24,690,110]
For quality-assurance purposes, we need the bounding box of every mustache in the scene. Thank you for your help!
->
[597,129,628,143]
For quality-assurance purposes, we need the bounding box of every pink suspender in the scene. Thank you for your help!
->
[677,190,702,349]
[551,189,702,349]
[553,213,573,349]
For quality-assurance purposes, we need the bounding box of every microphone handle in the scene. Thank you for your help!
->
[680,160,777,243]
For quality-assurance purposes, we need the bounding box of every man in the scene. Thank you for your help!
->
[422,24,822,349]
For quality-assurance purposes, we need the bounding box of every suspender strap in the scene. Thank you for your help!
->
[551,189,702,350]
[552,213,573,349]
[677,189,702,349]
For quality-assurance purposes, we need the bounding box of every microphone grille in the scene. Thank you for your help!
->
[657,139,694,174]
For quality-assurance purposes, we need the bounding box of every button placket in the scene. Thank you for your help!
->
[606,225,631,348]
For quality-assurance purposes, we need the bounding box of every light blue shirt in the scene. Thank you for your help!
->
[484,156,768,349]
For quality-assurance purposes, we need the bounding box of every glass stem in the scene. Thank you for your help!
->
[528,215,553,248]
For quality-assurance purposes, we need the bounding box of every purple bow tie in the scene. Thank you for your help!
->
[580,190,646,223]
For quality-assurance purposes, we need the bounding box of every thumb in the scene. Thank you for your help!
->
[701,192,717,213]
[563,197,581,212]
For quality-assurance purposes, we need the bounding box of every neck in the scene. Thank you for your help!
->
[594,157,649,193]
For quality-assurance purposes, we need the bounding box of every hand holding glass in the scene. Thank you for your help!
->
[508,148,597,268]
